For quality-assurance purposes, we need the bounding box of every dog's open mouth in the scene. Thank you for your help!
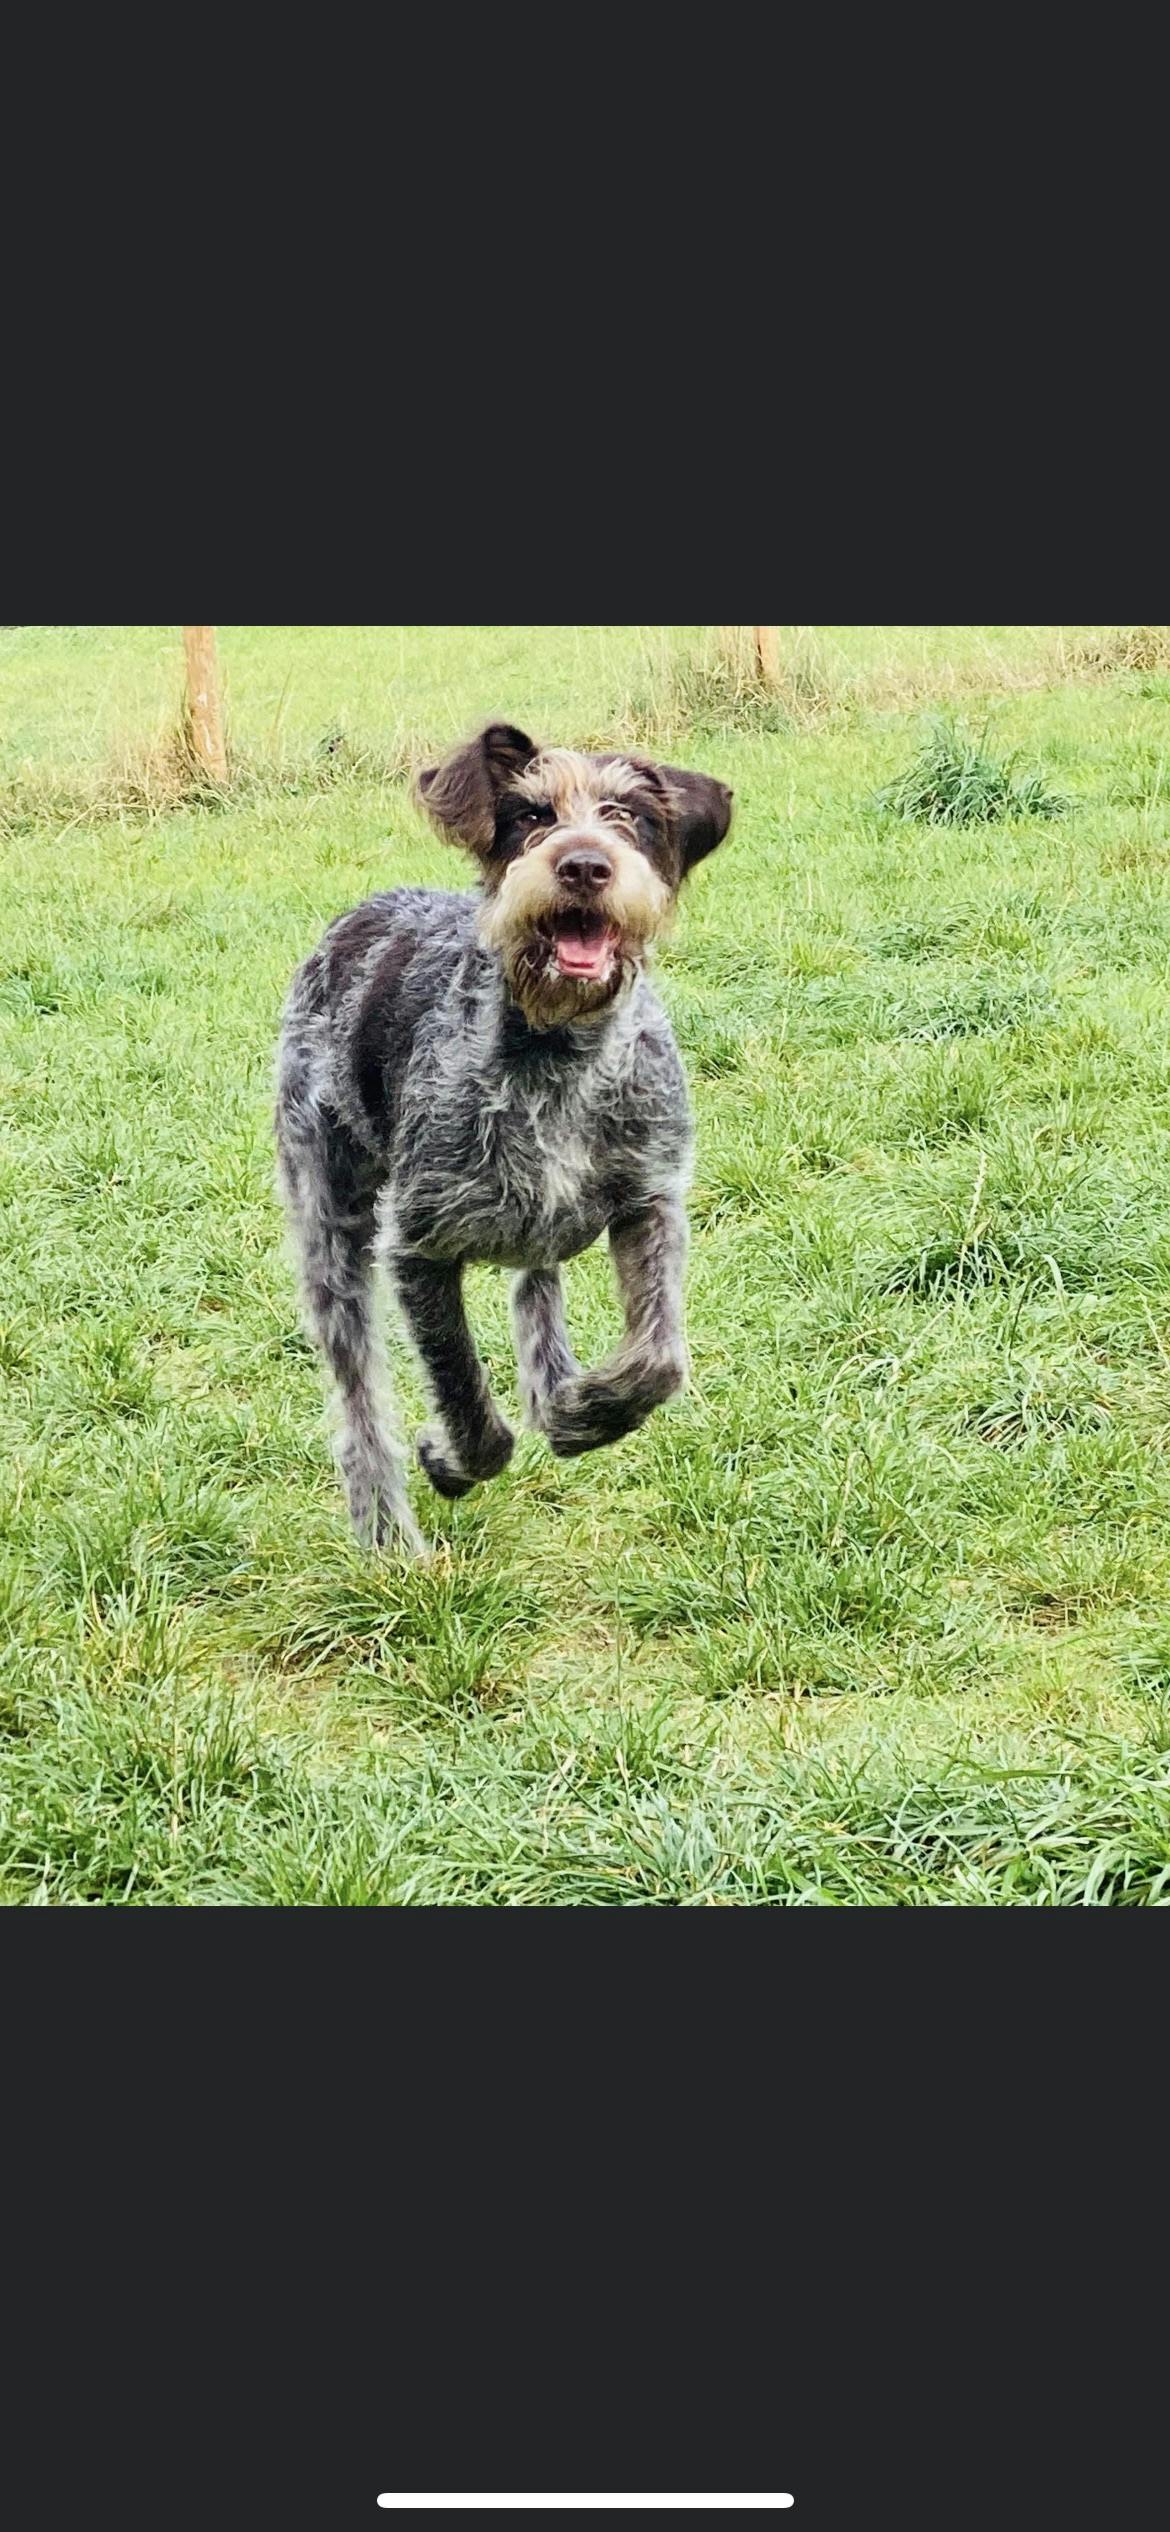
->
[548,908,621,981]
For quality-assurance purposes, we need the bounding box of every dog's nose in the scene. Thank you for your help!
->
[556,845,613,892]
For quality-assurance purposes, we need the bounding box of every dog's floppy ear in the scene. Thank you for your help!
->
[660,763,735,875]
[416,722,538,853]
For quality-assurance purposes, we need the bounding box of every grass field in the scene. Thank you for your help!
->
[4,623,1170,1903]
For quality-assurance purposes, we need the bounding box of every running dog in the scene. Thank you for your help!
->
[275,721,733,1549]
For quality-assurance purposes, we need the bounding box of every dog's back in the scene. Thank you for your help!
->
[280,887,464,1153]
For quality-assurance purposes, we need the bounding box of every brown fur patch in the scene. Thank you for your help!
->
[490,946,636,1032]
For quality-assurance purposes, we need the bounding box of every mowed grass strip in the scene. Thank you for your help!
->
[3,626,1170,1901]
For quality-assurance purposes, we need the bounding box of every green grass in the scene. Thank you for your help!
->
[4,624,1170,1902]
[876,716,1065,824]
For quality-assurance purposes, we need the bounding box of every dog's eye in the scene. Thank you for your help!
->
[518,803,554,827]
[624,807,659,845]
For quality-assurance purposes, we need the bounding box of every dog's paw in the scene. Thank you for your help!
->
[416,1429,476,1497]
[543,1375,647,1458]
[416,1418,515,1496]
[350,1487,430,1558]
[376,1509,433,1559]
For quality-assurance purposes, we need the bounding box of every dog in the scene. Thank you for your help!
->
[275,722,733,1551]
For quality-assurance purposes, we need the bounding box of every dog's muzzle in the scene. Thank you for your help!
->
[549,841,619,980]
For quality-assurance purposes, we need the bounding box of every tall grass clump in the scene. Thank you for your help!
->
[616,627,838,749]
[1075,625,1170,679]
[0,720,432,839]
[876,718,1066,825]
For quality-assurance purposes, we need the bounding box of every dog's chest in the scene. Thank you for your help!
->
[391,1055,613,1267]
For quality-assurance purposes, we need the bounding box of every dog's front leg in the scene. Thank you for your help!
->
[511,1268,579,1434]
[391,1254,515,1497]
[544,1197,689,1458]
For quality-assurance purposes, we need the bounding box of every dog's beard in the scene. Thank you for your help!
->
[496,922,635,1031]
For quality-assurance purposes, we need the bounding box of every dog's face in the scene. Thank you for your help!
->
[417,723,733,1029]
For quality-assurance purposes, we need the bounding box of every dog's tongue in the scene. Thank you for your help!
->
[555,912,619,979]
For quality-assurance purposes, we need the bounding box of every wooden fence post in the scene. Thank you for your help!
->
[181,626,228,781]
[752,626,781,685]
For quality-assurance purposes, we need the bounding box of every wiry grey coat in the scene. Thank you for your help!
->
[275,728,732,1549]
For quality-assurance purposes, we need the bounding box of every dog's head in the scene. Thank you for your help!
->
[416,722,733,1029]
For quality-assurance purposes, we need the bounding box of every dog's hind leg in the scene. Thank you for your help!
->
[511,1268,579,1434]
[276,1099,424,1553]
[389,1254,515,1499]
